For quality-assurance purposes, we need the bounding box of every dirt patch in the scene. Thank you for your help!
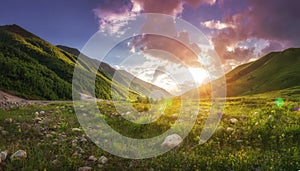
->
[0,91,29,109]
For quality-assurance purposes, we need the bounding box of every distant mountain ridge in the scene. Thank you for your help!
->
[56,45,172,98]
[0,24,170,100]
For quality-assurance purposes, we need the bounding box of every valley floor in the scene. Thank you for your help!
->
[0,97,300,170]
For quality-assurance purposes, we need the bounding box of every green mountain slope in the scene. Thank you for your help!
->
[0,25,136,100]
[186,48,300,98]
[226,48,300,96]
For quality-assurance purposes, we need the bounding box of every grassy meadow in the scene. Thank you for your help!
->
[1,94,300,170]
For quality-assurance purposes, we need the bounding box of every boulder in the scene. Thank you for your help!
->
[78,166,92,171]
[10,150,27,160]
[88,155,97,162]
[0,151,8,163]
[226,127,234,132]
[161,134,183,148]
[230,118,238,124]
[4,118,13,124]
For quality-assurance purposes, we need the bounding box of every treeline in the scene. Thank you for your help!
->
[0,43,72,100]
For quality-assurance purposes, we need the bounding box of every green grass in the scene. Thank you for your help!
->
[1,96,300,170]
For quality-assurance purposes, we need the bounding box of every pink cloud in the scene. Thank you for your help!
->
[93,0,218,35]
[207,0,300,65]
[130,34,202,67]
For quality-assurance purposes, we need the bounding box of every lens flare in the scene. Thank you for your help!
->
[275,98,284,107]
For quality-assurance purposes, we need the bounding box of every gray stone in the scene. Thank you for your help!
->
[230,118,238,124]
[88,155,97,162]
[4,118,13,124]
[51,159,61,165]
[99,156,108,164]
[1,130,9,136]
[0,151,8,163]
[236,140,243,143]
[34,117,42,123]
[10,150,27,160]
[72,128,81,132]
[226,127,234,132]
[161,134,183,148]
[78,166,92,171]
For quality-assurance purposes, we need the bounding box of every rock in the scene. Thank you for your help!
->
[226,127,234,132]
[88,155,97,162]
[0,151,8,163]
[34,117,43,123]
[97,164,103,168]
[35,111,39,115]
[236,140,243,143]
[78,136,87,143]
[4,118,13,124]
[51,159,61,165]
[216,126,225,132]
[40,111,45,115]
[72,128,81,132]
[46,134,53,138]
[1,130,9,136]
[10,150,27,160]
[171,114,178,118]
[32,126,43,136]
[78,166,92,171]
[72,139,78,147]
[38,117,50,125]
[230,118,238,124]
[161,134,183,148]
[76,147,85,154]
[21,123,31,131]
[99,156,108,164]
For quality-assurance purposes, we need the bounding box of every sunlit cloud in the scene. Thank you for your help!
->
[201,20,235,30]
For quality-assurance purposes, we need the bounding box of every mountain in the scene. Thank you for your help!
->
[186,48,300,97]
[0,24,170,100]
[56,45,171,98]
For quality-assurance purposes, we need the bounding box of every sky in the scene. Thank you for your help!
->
[1,0,300,94]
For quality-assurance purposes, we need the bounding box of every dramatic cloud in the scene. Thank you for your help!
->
[246,0,300,46]
[131,0,217,16]
[207,0,300,66]
[210,14,253,64]
[201,20,235,30]
[184,0,217,7]
[93,0,135,36]
[93,0,300,73]
[93,0,218,35]
[131,0,184,16]
[130,34,202,67]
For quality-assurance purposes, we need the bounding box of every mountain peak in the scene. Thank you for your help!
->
[56,45,81,56]
[0,24,36,38]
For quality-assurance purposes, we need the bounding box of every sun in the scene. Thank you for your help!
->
[188,67,208,85]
